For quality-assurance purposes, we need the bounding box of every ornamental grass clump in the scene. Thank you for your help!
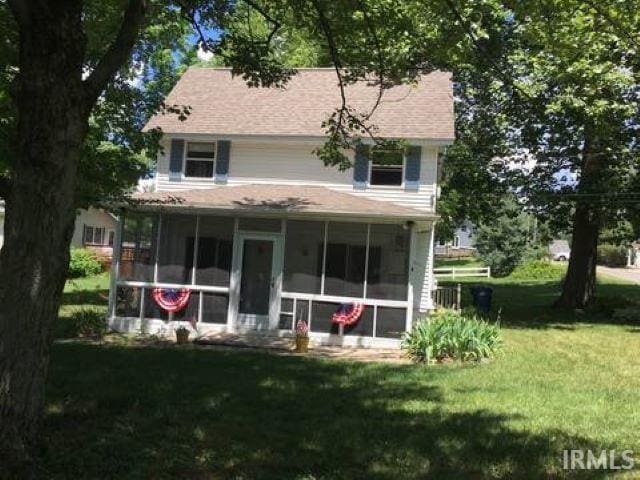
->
[402,309,502,364]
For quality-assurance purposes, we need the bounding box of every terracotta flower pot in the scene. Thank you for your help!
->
[295,336,309,353]
[175,329,190,345]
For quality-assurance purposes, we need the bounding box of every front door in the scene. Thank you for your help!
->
[234,234,282,331]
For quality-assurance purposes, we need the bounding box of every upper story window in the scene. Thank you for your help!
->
[185,142,216,178]
[369,148,404,186]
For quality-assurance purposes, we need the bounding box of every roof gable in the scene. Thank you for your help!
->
[145,67,454,140]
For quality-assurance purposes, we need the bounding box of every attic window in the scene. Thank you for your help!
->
[370,148,403,186]
[185,142,215,178]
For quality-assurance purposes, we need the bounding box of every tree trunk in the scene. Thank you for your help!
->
[0,2,89,476]
[556,132,603,309]
[556,202,600,308]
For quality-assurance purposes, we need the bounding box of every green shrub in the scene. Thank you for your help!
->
[402,309,502,363]
[510,260,565,281]
[597,244,628,267]
[68,248,103,278]
[69,308,107,338]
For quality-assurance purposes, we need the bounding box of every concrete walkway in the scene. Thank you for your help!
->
[597,266,640,285]
[195,332,409,364]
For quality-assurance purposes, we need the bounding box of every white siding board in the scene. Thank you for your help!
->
[154,136,441,213]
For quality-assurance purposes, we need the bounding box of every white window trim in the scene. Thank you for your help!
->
[367,152,406,188]
[183,141,218,179]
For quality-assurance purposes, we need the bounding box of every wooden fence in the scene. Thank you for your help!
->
[432,284,462,310]
[433,266,491,279]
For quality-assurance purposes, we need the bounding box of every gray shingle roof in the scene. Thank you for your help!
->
[144,67,454,140]
[132,185,434,220]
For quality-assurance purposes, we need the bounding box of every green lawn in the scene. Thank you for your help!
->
[434,256,485,268]
[41,273,640,479]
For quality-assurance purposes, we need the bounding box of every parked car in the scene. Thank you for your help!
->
[552,251,570,261]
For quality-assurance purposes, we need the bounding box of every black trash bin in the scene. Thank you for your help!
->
[470,286,493,313]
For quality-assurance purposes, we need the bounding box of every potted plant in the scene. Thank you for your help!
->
[295,320,309,353]
[175,325,190,345]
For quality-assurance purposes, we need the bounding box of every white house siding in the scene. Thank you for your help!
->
[410,223,435,315]
[71,208,119,249]
[155,137,439,213]
[0,211,4,248]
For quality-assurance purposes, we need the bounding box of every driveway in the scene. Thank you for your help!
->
[597,266,640,285]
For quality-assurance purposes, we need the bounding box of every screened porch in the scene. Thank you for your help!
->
[109,211,424,346]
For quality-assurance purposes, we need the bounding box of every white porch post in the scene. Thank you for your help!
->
[419,223,436,313]
[108,212,123,321]
[226,218,240,331]
[405,222,417,333]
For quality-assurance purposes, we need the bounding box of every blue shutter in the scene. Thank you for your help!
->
[353,144,369,189]
[169,139,184,181]
[404,145,421,190]
[215,140,231,183]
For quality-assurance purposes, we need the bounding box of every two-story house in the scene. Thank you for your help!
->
[108,67,454,348]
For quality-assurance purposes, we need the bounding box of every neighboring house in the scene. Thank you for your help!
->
[0,205,117,256]
[71,207,119,257]
[435,222,476,257]
[108,67,454,348]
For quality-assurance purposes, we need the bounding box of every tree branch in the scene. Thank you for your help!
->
[442,0,535,103]
[83,0,146,103]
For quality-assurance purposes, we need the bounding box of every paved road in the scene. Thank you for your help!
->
[597,266,640,285]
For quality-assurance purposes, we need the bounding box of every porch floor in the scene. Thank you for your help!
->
[194,332,409,364]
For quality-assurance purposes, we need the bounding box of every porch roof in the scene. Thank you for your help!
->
[130,185,435,221]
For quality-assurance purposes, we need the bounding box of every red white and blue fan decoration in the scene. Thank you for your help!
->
[331,302,365,326]
[152,288,191,313]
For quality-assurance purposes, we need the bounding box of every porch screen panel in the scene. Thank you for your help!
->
[343,306,374,337]
[324,222,367,297]
[157,215,197,284]
[196,216,234,286]
[310,301,340,334]
[283,220,324,294]
[366,224,410,300]
[201,292,228,324]
[119,213,158,281]
[116,287,142,317]
[375,307,406,338]
[279,298,294,330]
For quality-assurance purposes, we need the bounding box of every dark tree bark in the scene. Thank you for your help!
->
[556,133,603,309]
[0,1,144,475]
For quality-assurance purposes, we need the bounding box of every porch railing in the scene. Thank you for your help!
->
[432,284,462,310]
[433,266,491,279]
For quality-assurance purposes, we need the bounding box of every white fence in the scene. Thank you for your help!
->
[433,266,491,279]
[432,284,462,310]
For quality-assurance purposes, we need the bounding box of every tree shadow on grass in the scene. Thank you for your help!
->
[38,344,620,479]
[60,290,109,309]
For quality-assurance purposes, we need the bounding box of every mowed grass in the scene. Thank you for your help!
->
[434,256,485,268]
[55,273,109,338]
[40,273,640,479]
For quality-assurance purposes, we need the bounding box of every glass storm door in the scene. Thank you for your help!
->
[235,236,280,330]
